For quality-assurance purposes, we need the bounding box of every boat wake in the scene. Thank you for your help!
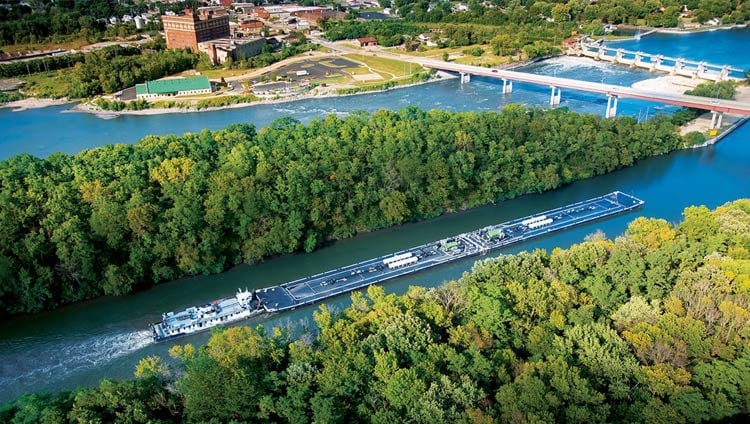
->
[0,329,152,401]
[535,56,625,76]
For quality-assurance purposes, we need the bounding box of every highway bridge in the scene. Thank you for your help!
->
[420,60,750,127]
[310,37,749,128]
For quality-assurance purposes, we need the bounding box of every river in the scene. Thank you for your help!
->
[0,28,748,403]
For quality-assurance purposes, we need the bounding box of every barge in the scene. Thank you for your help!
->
[150,191,643,342]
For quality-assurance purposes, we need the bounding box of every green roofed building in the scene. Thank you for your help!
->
[135,76,212,99]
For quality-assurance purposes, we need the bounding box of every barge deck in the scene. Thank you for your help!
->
[151,191,643,341]
[254,191,643,312]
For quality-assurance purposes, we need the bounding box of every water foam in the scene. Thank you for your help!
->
[0,330,152,390]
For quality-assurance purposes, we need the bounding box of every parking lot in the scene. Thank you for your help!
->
[252,57,362,95]
[270,57,358,80]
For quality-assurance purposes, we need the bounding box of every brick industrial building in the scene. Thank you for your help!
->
[162,9,230,51]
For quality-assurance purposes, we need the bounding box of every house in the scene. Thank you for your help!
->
[291,9,346,26]
[357,36,378,47]
[240,19,264,34]
[135,76,212,99]
[252,8,270,19]
[282,35,301,45]
[200,38,267,65]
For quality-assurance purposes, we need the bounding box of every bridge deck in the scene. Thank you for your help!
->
[422,61,750,115]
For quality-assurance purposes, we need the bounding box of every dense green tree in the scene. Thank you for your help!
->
[3,200,750,422]
[0,107,685,315]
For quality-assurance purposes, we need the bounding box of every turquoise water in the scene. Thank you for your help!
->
[0,28,749,403]
[2,56,670,160]
[609,26,750,71]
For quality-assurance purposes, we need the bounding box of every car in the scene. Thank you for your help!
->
[491,69,498,73]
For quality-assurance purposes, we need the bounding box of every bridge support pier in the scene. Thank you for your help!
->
[719,66,729,82]
[710,111,724,129]
[651,55,663,72]
[459,72,471,84]
[696,62,706,78]
[605,95,619,118]
[549,86,561,106]
[502,79,513,94]
[596,46,605,60]
[671,58,684,75]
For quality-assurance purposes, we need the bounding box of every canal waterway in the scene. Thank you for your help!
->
[0,28,749,403]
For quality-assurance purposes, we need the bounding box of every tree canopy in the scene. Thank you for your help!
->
[0,106,685,315]
[2,199,749,422]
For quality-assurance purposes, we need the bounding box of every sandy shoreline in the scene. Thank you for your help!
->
[1,97,73,111]
[630,75,702,96]
[632,74,750,140]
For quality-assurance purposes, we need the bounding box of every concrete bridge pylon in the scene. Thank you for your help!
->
[502,79,513,94]
[711,111,724,129]
[550,86,561,106]
[605,95,619,118]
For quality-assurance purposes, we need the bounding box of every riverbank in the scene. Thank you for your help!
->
[632,74,750,141]
[598,22,748,43]
[692,116,749,147]
[631,74,750,104]
[630,75,702,96]
[73,70,456,118]
[657,22,748,35]
[1,97,72,111]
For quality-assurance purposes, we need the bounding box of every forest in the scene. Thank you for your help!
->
[2,199,748,422]
[0,106,685,316]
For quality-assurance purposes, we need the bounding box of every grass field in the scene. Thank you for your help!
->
[21,70,70,98]
[343,67,372,75]
[193,69,251,79]
[384,45,515,67]
[343,54,423,78]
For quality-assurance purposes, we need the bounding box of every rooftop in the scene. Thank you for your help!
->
[135,76,210,95]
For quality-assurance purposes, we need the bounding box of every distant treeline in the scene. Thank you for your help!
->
[2,200,749,422]
[322,20,564,59]
[0,106,683,315]
[390,0,750,28]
